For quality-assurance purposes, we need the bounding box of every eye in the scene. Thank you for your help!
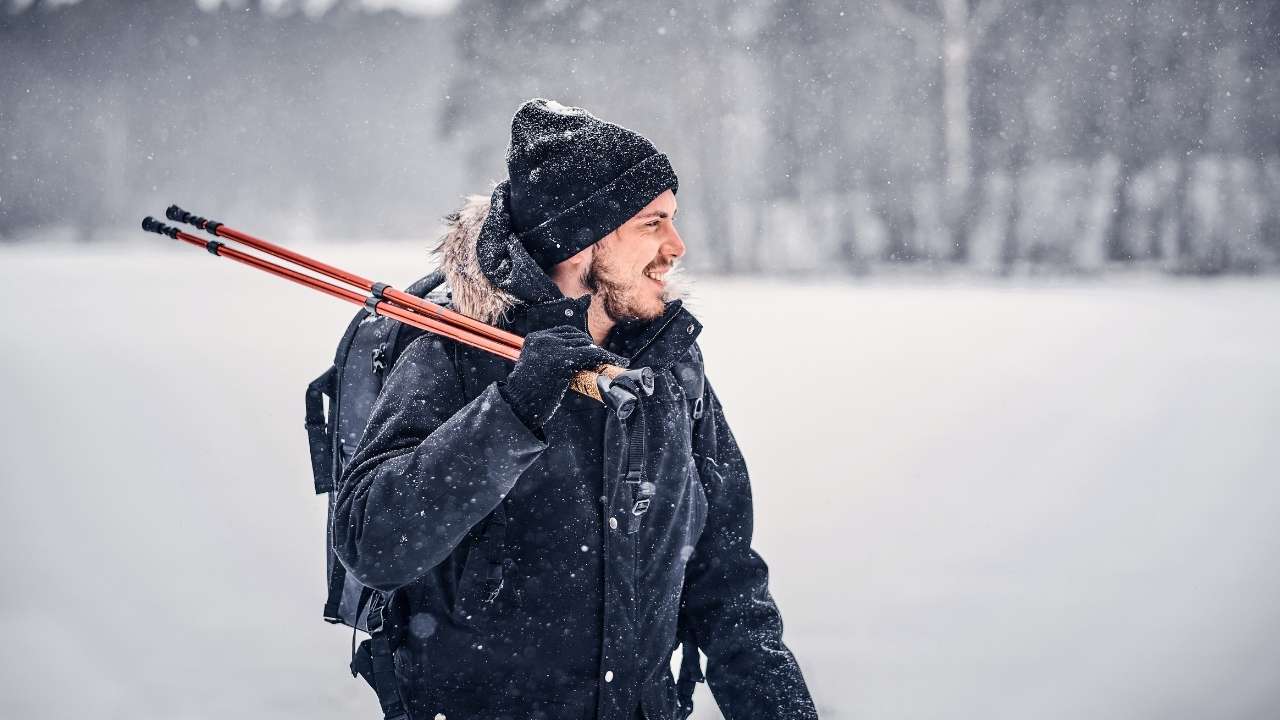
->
[645,221,660,229]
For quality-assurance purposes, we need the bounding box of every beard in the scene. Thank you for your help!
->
[581,252,668,323]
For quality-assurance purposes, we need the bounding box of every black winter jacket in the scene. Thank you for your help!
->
[331,197,816,720]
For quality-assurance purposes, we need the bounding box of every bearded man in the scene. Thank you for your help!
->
[333,99,817,720]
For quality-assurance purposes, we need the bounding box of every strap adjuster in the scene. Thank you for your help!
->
[366,601,385,634]
[631,481,655,517]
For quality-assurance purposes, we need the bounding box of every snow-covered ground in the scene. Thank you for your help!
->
[2,242,1278,719]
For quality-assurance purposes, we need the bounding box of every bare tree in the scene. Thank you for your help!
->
[879,0,1003,260]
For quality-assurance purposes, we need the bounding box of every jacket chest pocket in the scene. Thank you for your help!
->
[644,373,695,456]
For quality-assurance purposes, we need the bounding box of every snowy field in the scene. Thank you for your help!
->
[2,242,1279,720]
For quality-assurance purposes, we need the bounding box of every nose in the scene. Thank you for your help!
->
[663,223,686,260]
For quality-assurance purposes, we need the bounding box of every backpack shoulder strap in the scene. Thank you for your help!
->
[381,269,448,372]
[403,268,446,297]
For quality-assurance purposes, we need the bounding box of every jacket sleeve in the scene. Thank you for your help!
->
[331,334,547,592]
[680,381,819,719]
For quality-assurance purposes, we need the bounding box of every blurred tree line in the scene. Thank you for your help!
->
[2,0,1278,274]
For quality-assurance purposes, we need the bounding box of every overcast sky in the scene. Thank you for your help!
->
[15,0,459,16]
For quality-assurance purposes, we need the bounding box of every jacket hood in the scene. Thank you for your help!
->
[432,191,691,325]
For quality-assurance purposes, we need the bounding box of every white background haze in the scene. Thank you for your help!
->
[2,243,1277,718]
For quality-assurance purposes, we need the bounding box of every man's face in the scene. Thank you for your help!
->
[581,189,684,322]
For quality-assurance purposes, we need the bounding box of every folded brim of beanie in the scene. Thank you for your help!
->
[516,152,679,270]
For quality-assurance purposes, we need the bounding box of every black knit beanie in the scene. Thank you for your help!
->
[476,99,679,285]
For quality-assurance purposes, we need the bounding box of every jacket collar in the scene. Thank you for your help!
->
[504,295,701,371]
[604,300,702,371]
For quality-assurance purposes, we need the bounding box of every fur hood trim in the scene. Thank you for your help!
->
[433,193,520,325]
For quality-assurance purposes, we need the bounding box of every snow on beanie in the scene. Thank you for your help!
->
[477,99,679,280]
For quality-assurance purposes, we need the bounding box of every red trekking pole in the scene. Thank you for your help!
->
[140,209,650,411]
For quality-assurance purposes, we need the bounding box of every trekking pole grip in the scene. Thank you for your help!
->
[569,364,627,403]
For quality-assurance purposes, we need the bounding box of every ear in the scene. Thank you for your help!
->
[548,241,594,292]
[562,242,594,271]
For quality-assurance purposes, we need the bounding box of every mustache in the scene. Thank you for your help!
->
[645,257,678,274]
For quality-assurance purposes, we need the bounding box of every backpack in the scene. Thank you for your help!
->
[302,270,708,719]
[304,270,445,720]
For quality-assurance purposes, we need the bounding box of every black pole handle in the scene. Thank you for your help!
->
[167,204,222,235]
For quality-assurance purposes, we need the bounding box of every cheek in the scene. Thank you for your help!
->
[607,230,662,274]
[635,238,662,266]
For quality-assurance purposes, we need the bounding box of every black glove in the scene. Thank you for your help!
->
[500,325,627,430]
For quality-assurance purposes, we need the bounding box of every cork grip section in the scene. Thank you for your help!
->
[567,363,627,403]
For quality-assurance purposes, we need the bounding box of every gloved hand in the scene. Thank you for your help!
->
[500,325,627,431]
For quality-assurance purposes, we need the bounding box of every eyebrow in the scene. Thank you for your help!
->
[636,208,678,221]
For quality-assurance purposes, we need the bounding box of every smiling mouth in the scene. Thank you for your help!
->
[644,268,668,287]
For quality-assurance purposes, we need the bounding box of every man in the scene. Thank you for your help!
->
[333,99,817,720]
